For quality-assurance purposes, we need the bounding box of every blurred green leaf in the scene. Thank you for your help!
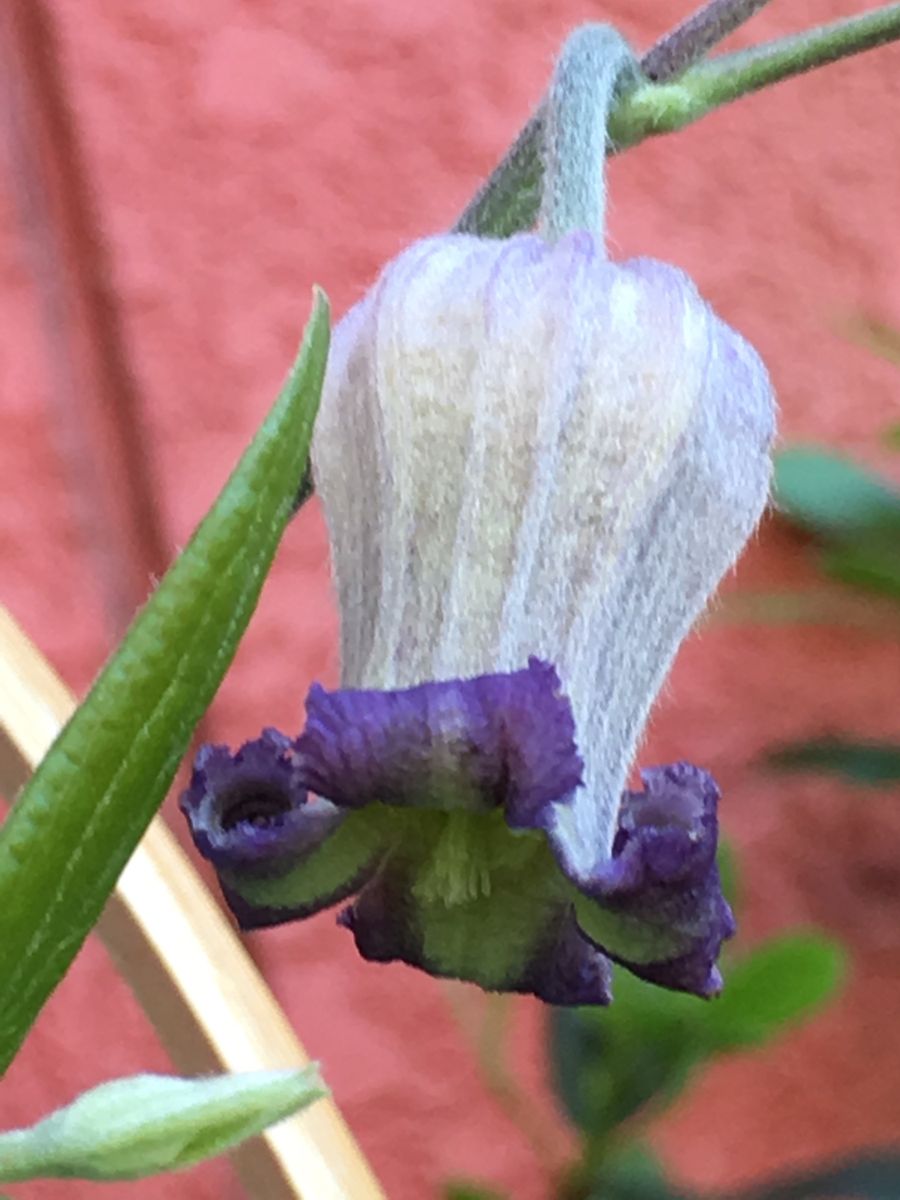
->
[773,448,900,542]
[843,312,900,367]
[550,972,713,1138]
[714,588,900,634]
[549,934,843,1141]
[766,737,900,786]
[444,1184,509,1200]
[0,293,330,1074]
[587,1147,693,1200]
[701,933,844,1052]
[822,537,900,602]
[884,423,900,450]
[728,1150,900,1199]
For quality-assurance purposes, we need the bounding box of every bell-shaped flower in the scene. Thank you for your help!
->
[182,230,775,1004]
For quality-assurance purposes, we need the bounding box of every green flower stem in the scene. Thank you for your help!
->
[615,2,900,147]
[641,0,774,83]
[455,3,900,237]
[453,116,544,238]
[538,26,638,242]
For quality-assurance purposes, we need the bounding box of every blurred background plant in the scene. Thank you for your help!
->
[762,315,900,787]
[444,863,852,1200]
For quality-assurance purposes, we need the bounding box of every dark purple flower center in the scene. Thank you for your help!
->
[623,789,701,832]
[219,780,293,832]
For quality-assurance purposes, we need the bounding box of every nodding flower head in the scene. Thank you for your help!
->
[182,230,775,1005]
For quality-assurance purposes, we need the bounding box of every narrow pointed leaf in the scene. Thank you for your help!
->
[773,448,900,541]
[766,736,900,786]
[0,291,329,1072]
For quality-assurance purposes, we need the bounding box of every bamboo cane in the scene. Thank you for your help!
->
[0,605,386,1200]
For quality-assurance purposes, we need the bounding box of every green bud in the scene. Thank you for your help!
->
[0,1067,326,1182]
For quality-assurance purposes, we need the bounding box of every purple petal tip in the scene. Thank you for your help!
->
[295,657,582,829]
[575,762,734,999]
[180,728,341,875]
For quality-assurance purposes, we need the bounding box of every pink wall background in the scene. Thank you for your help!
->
[2,1,900,1197]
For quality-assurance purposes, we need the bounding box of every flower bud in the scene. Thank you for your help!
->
[0,1069,325,1182]
[314,231,774,867]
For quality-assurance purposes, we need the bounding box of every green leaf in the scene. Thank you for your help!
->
[444,1183,509,1200]
[586,1146,693,1200]
[701,932,844,1052]
[773,448,900,541]
[0,292,330,1073]
[884,423,900,451]
[548,935,843,1141]
[728,1150,900,1199]
[822,537,900,602]
[549,972,712,1138]
[766,737,900,786]
[0,1068,326,1181]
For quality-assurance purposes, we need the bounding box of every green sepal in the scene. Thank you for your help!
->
[570,891,689,967]
[222,807,392,917]
[411,816,565,988]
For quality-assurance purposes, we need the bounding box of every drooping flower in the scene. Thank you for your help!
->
[182,230,775,1004]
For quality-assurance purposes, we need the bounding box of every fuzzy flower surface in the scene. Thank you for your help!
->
[182,231,775,1005]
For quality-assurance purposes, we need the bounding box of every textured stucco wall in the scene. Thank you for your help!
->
[2,2,900,1197]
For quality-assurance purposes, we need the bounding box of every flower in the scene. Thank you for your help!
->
[182,230,775,1004]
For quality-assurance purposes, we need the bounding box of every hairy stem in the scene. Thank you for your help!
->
[642,0,774,82]
[538,25,637,241]
[614,2,900,147]
[456,3,900,237]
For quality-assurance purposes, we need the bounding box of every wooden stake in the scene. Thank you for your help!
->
[0,605,386,1200]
